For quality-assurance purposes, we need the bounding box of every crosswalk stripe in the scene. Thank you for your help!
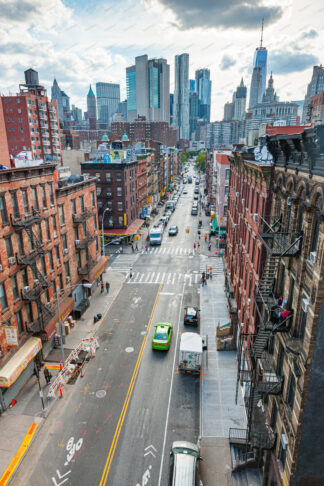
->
[155,272,160,283]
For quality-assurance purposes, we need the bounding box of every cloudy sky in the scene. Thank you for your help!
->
[0,0,322,120]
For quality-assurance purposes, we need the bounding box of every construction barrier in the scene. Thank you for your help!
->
[47,337,99,399]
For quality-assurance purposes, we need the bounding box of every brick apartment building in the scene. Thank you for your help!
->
[0,164,105,410]
[110,116,177,147]
[227,126,324,485]
[0,101,10,167]
[1,69,61,164]
[310,91,324,126]
[81,147,143,238]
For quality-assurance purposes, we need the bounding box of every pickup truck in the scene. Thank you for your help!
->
[178,333,205,375]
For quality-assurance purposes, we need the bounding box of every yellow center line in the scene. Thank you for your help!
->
[99,283,162,486]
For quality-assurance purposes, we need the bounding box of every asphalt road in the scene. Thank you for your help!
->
[11,167,205,486]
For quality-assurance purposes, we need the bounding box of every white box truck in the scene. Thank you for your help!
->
[178,333,205,375]
[149,225,163,245]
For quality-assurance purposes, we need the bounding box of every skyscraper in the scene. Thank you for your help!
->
[170,93,174,126]
[173,53,189,140]
[302,65,324,123]
[190,79,196,92]
[249,21,267,109]
[195,69,211,122]
[249,66,263,110]
[189,91,198,137]
[233,78,247,120]
[126,55,170,122]
[87,85,97,129]
[223,101,234,121]
[96,82,120,125]
[51,78,63,120]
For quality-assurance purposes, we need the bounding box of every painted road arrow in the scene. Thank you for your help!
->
[144,445,157,458]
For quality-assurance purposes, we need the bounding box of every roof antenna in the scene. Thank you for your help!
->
[260,18,264,48]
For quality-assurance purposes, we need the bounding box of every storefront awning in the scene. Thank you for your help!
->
[41,296,75,342]
[102,218,144,237]
[87,256,108,284]
[0,337,42,388]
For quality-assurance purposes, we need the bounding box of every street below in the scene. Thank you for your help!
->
[11,167,207,486]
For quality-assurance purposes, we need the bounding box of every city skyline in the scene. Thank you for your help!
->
[0,0,322,120]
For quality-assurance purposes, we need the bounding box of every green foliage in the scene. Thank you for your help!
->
[195,153,206,172]
[181,152,189,164]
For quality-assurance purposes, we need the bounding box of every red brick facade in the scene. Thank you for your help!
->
[0,103,10,167]
[225,152,273,336]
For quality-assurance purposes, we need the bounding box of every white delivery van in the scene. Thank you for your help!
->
[178,333,203,375]
[149,226,163,245]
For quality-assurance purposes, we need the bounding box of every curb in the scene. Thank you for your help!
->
[0,421,41,486]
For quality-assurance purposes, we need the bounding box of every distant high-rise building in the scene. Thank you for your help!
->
[126,55,170,122]
[96,82,120,125]
[195,69,211,122]
[71,105,82,123]
[189,91,199,137]
[173,53,190,140]
[249,66,263,110]
[223,101,234,121]
[190,79,196,92]
[117,100,127,121]
[302,65,324,123]
[249,21,267,109]
[87,85,97,129]
[51,78,63,120]
[233,78,247,120]
[170,93,174,126]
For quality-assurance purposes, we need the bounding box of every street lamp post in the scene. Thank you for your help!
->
[101,208,110,256]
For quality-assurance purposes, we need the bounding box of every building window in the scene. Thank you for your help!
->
[71,199,76,214]
[58,205,65,225]
[62,233,67,250]
[49,251,54,272]
[95,173,101,182]
[17,232,24,256]
[276,344,284,376]
[55,245,60,262]
[298,308,308,341]
[108,216,113,227]
[95,238,99,252]
[82,221,86,237]
[225,169,230,180]
[77,252,81,268]
[32,187,39,211]
[59,273,64,291]
[45,219,50,240]
[41,255,46,275]
[48,183,54,205]
[52,215,57,233]
[279,434,287,467]
[310,211,320,254]
[96,188,101,196]
[65,262,70,279]
[223,205,228,217]
[105,172,111,182]
[0,195,8,224]
[6,237,13,258]
[287,373,296,412]
[117,187,122,197]
[93,214,97,230]
[118,216,124,226]
[21,268,28,287]
[26,302,33,322]
[11,275,19,301]
[117,202,123,212]
[11,192,20,219]
[0,283,8,311]
[74,227,79,240]
[16,310,24,335]
[80,196,85,213]
[41,186,47,208]
[116,172,122,182]
[21,189,29,214]
[91,191,95,208]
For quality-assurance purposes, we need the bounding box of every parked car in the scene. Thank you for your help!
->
[159,216,168,227]
[194,187,199,194]
[191,207,198,216]
[183,189,188,194]
[184,307,199,326]
[194,195,199,200]
[152,322,173,351]
[169,225,178,236]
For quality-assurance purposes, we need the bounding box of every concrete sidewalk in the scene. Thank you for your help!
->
[0,270,125,481]
[199,256,246,486]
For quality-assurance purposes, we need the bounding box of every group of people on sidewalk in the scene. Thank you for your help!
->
[100,281,110,294]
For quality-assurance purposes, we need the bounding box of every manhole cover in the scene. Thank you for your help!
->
[96,390,106,398]
[125,347,134,353]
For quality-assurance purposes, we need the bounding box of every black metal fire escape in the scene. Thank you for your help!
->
[11,210,54,337]
[229,216,302,469]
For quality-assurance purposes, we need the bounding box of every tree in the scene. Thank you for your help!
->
[195,153,206,172]
[181,152,189,164]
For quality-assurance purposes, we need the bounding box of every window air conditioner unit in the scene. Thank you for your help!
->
[75,239,80,245]
[253,213,258,222]
[241,199,245,205]
[24,286,30,292]
[247,298,251,307]
[53,231,58,238]
[302,298,309,313]
[235,192,239,197]
[234,224,237,228]
[8,257,16,265]
[64,248,69,255]
[34,279,39,285]
[309,251,316,265]
[281,433,288,450]
[66,276,71,282]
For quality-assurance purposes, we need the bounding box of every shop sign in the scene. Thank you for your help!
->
[4,326,19,347]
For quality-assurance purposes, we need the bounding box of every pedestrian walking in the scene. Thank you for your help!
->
[129,268,133,278]
[131,244,134,253]
[204,234,207,243]
[198,242,200,249]
[135,243,138,251]
[106,282,110,294]
[101,281,104,293]
[194,243,196,250]
[208,243,211,251]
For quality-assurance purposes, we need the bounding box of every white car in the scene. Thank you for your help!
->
[183,189,188,194]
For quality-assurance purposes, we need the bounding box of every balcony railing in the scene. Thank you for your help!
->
[10,209,43,227]
[77,256,98,275]
[72,209,96,223]
[75,232,97,250]
[28,301,56,334]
